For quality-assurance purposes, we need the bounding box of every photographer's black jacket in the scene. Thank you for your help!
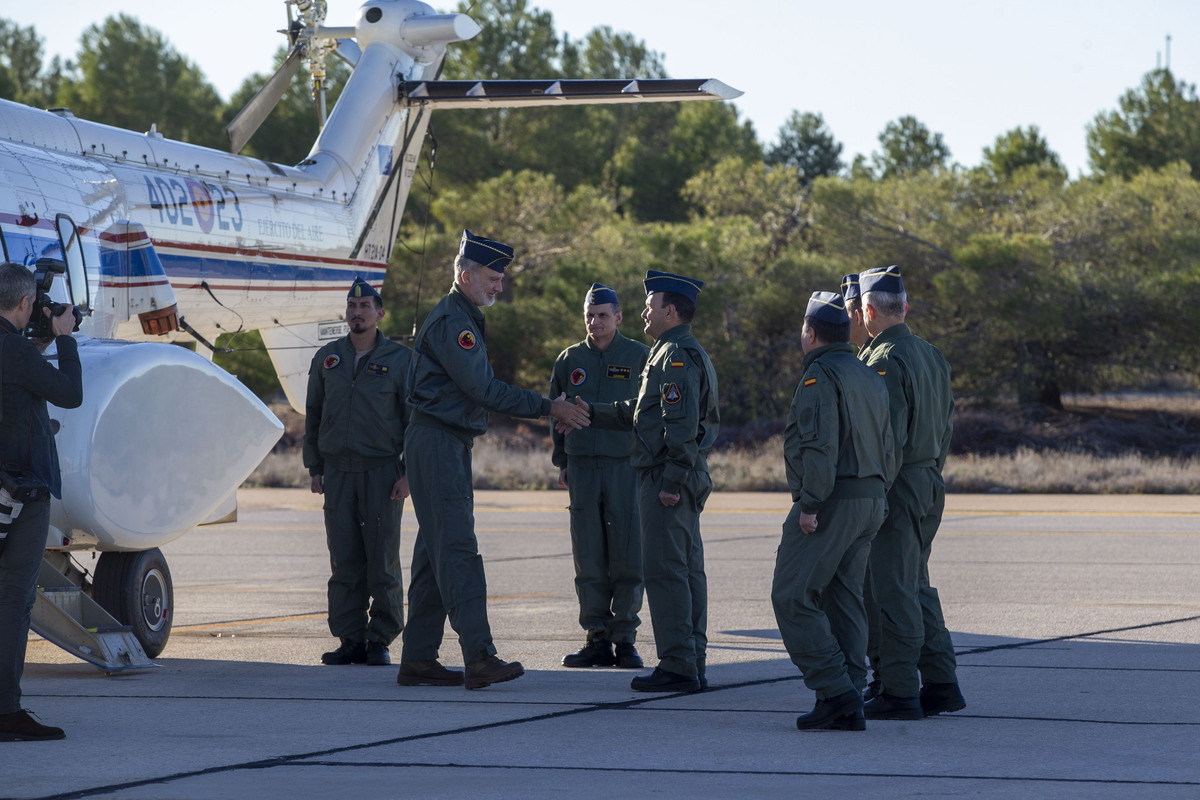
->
[0,317,82,498]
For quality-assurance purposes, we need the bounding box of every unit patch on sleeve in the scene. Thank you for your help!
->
[876,369,887,377]
[669,360,685,368]
[570,368,587,386]
[803,377,817,387]
[458,329,477,350]
[606,365,632,381]
[663,382,682,404]
[323,354,340,369]
[365,362,389,376]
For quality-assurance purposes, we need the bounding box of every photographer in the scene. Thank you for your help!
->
[0,262,82,742]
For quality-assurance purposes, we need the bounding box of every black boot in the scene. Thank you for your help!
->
[614,642,643,669]
[796,690,864,731]
[630,667,702,694]
[562,638,616,668]
[864,692,923,720]
[366,641,391,666]
[321,638,368,665]
[920,682,966,716]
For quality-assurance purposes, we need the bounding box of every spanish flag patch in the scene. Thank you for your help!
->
[876,369,886,376]
[803,377,817,386]
[670,360,685,368]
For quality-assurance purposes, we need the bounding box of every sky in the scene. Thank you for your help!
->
[6,1,1200,177]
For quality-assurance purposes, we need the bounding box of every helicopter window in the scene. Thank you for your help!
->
[366,7,382,23]
[55,214,91,313]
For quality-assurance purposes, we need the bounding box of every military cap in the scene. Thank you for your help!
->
[348,275,381,300]
[805,291,849,325]
[643,269,703,302]
[585,283,619,306]
[859,264,904,295]
[840,273,861,300]
[459,229,514,272]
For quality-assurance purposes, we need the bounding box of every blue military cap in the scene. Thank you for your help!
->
[805,291,849,325]
[348,275,381,300]
[840,273,861,300]
[643,270,703,302]
[585,283,619,306]
[859,264,904,295]
[459,229,514,272]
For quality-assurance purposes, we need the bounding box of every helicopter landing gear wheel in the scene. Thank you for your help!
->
[92,548,173,658]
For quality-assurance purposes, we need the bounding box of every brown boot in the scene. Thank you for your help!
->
[396,660,465,686]
[465,656,524,690]
[0,710,65,741]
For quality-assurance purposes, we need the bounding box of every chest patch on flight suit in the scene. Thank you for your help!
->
[323,354,340,369]
[803,377,817,387]
[570,368,587,386]
[365,362,389,376]
[458,329,477,350]
[607,365,632,380]
[663,382,682,404]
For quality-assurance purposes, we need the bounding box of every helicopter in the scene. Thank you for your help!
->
[0,0,740,664]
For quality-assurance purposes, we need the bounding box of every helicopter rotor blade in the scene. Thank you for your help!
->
[225,44,303,154]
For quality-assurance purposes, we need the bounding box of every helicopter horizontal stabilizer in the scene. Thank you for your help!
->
[399,78,742,110]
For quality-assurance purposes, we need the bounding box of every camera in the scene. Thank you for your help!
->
[25,258,82,341]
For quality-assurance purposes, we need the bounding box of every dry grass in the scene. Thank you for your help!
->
[246,395,1200,494]
[944,448,1200,494]
[247,435,1200,494]
[1062,392,1200,415]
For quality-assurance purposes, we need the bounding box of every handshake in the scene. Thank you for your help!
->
[551,394,590,433]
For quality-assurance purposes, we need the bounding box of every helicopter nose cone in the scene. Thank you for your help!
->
[52,340,283,549]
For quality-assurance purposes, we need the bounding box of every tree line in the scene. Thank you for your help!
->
[4,2,1200,424]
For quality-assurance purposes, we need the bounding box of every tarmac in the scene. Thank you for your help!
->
[3,489,1199,799]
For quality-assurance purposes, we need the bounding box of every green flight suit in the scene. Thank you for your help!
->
[863,322,958,699]
[402,286,553,664]
[303,331,412,646]
[590,323,719,677]
[771,342,893,699]
[857,336,883,684]
[551,331,650,644]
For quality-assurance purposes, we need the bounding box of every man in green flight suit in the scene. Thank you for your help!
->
[857,265,967,720]
[551,283,650,670]
[572,270,720,693]
[397,230,591,690]
[841,273,871,352]
[771,291,893,731]
[304,277,412,667]
[843,269,883,697]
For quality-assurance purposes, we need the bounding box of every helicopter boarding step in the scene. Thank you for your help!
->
[30,559,157,672]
